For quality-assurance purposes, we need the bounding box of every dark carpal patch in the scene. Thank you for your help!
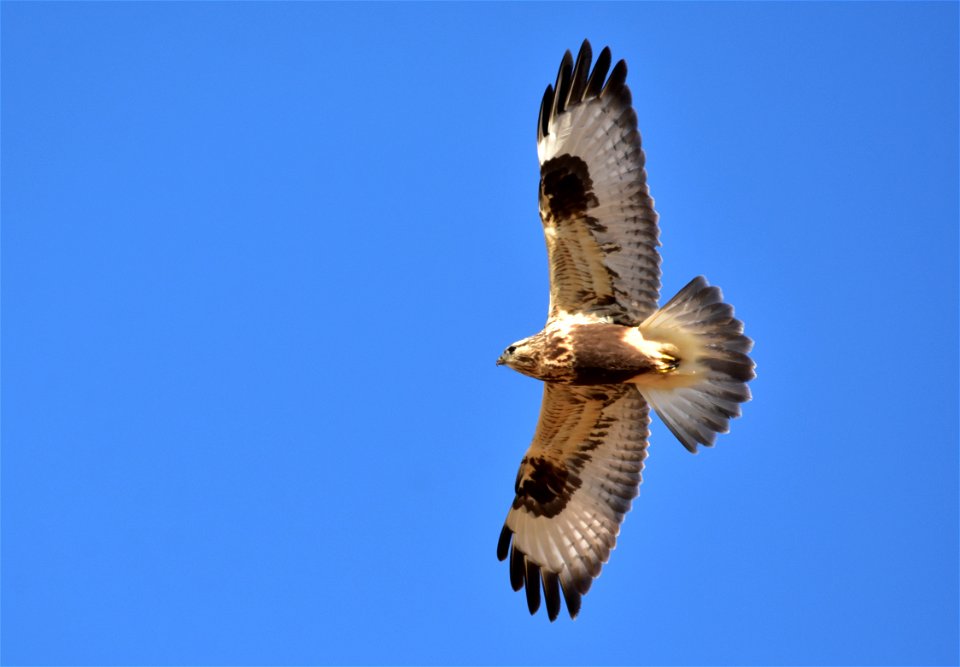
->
[540,154,599,221]
[515,457,571,505]
[513,456,581,518]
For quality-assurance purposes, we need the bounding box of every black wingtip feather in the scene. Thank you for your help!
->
[524,560,541,615]
[497,525,512,562]
[509,545,525,592]
[584,46,611,98]
[542,570,561,622]
[551,50,574,120]
[538,84,553,142]
[566,40,593,109]
[560,579,582,619]
[601,59,628,99]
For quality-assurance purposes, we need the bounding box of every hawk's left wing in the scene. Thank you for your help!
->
[497,383,650,620]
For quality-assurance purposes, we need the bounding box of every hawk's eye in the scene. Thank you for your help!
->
[507,345,517,354]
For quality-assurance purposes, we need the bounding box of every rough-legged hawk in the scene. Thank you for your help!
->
[496,40,755,621]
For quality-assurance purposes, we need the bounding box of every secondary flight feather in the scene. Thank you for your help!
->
[496,40,755,621]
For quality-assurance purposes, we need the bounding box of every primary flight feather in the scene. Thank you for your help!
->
[496,40,755,621]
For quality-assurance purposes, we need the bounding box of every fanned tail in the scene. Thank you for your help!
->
[636,276,755,452]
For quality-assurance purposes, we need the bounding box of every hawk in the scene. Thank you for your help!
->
[496,40,755,621]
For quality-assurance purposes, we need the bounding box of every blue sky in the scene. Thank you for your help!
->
[2,2,957,665]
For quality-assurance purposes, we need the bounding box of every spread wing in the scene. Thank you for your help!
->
[538,40,661,325]
[496,383,650,620]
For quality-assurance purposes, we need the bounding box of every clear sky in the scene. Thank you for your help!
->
[2,2,957,665]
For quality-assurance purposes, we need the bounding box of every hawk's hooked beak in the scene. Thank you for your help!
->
[496,354,506,366]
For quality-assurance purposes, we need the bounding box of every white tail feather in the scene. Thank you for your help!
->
[636,276,755,452]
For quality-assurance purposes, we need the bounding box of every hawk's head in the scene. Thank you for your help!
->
[497,335,542,377]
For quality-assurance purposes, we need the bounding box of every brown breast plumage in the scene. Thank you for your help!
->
[539,323,657,385]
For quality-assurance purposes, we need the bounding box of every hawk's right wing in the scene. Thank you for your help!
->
[537,40,662,326]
